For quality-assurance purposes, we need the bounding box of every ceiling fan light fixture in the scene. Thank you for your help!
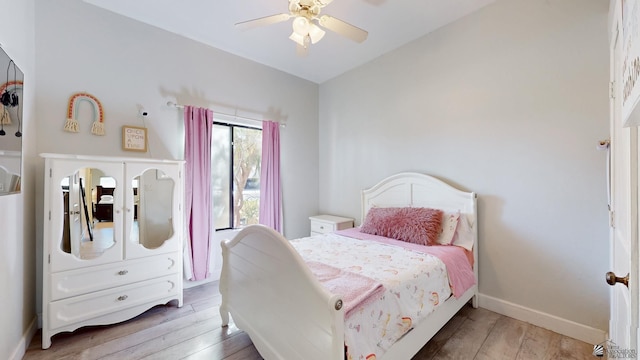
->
[308,23,325,44]
[289,32,306,47]
[292,16,310,36]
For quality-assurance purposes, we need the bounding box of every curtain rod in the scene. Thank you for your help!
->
[166,101,285,127]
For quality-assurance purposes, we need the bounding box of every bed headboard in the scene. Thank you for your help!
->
[361,172,479,280]
[96,185,115,198]
[361,172,477,225]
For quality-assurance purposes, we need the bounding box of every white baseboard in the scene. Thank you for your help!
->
[9,316,38,360]
[478,293,606,345]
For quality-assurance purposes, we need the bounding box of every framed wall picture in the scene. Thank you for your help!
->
[122,125,148,152]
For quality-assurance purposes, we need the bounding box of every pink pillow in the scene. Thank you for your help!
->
[360,207,443,246]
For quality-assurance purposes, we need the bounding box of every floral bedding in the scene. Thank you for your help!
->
[290,232,473,360]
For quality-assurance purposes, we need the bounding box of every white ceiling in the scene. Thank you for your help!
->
[83,0,496,84]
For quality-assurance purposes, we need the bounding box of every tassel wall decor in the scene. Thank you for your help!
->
[65,92,104,135]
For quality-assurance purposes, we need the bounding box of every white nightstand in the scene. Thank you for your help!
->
[309,215,355,236]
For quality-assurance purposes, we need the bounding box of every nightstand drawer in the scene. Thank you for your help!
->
[309,215,354,236]
[311,221,334,234]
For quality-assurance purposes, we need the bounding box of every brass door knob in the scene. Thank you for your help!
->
[606,271,629,287]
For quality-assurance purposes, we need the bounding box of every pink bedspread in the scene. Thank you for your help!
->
[307,261,386,319]
[335,227,476,298]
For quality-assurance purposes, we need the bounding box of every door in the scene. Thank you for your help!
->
[608,1,638,353]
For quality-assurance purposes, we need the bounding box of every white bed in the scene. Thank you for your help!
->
[219,172,478,360]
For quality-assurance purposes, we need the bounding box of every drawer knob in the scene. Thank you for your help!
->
[117,295,128,301]
[117,270,129,276]
[320,226,324,229]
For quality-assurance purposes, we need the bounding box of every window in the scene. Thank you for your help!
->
[100,176,116,188]
[212,122,262,230]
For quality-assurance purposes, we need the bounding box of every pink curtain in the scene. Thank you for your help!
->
[259,121,282,233]
[184,106,213,281]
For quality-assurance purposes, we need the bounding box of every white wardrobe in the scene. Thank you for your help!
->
[41,153,185,349]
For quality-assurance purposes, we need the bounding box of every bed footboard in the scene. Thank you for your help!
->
[219,225,345,360]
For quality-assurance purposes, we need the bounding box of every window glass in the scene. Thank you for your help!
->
[212,124,231,229]
[233,126,261,227]
[212,123,261,230]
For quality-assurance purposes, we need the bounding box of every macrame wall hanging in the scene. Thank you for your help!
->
[64,92,105,135]
[0,80,23,136]
[0,105,10,130]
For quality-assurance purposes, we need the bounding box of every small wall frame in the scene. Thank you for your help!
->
[122,125,147,152]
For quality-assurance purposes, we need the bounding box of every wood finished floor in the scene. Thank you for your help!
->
[24,281,595,360]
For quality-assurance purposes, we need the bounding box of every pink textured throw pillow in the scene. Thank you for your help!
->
[360,207,444,246]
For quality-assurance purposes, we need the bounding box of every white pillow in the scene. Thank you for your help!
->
[99,195,114,204]
[437,211,459,245]
[451,213,474,251]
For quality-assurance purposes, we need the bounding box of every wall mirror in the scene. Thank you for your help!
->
[60,167,174,260]
[0,47,24,195]
[134,168,174,250]
[61,168,116,260]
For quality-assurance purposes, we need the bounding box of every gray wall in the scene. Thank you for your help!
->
[319,0,610,336]
[0,0,36,359]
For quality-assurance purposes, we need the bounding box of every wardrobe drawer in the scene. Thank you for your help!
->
[50,254,180,301]
[48,273,180,330]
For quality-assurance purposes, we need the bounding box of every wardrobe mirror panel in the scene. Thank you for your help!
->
[133,168,174,250]
[0,47,24,195]
[61,168,116,260]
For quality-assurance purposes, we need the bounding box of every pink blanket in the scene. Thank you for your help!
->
[307,261,385,319]
[335,227,476,298]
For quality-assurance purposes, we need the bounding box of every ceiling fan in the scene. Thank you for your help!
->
[235,0,368,54]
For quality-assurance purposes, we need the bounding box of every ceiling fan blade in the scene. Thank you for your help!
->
[318,15,368,43]
[235,13,292,31]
